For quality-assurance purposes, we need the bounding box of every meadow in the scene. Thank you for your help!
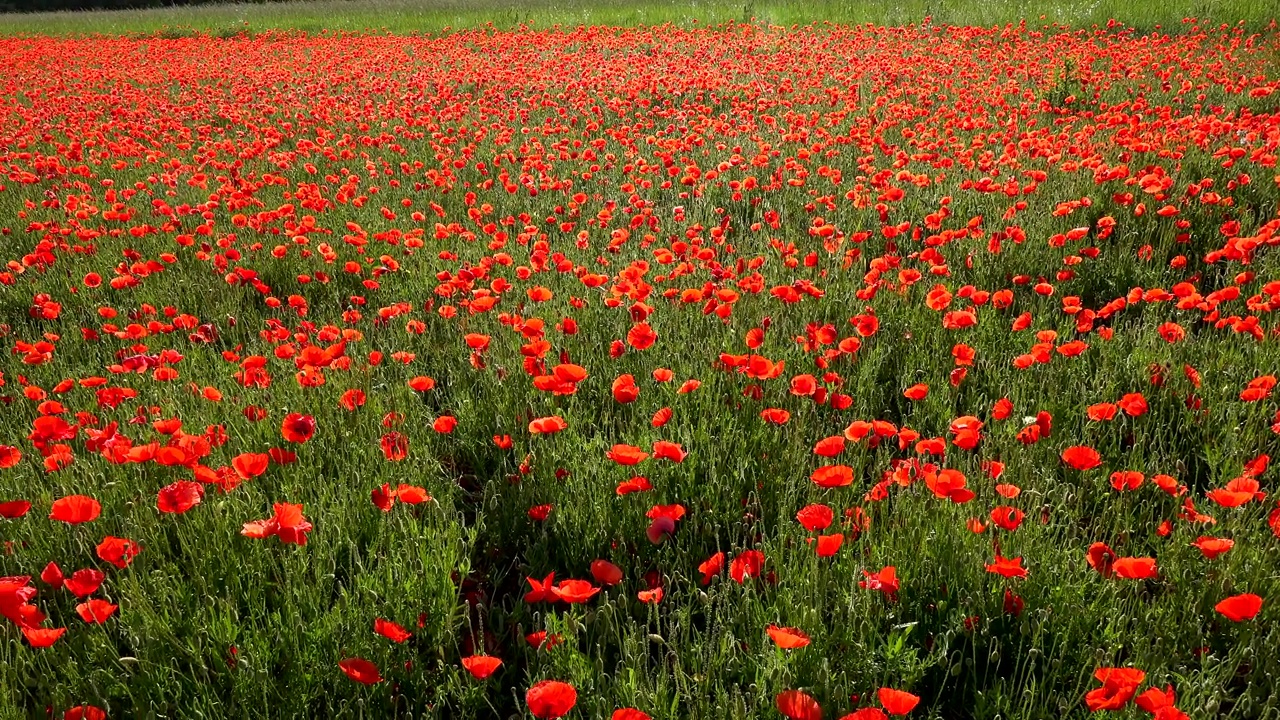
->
[0,5,1279,720]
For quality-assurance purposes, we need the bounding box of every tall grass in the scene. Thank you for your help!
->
[0,0,1275,36]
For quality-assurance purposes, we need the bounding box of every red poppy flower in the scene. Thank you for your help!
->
[651,440,686,462]
[1192,536,1234,559]
[985,554,1027,579]
[616,476,653,496]
[1112,557,1158,580]
[989,506,1024,531]
[279,413,315,444]
[554,579,600,604]
[374,618,411,643]
[1135,685,1178,715]
[1215,593,1263,621]
[1086,542,1116,577]
[612,710,651,720]
[840,710,888,720]
[1206,476,1264,507]
[339,657,382,685]
[40,562,63,589]
[730,550,765,583]
[157,480,204,514]
[860,566,900,599]
[63,706,106,720]
[925,469,974,503]
[379,432,408,461]
[396,481,432,504]
[761,408,792,425]
[812,464,854,488]
[698,552,725,585]
[339,389,366,411]
[903,383,929,400]
[626,323,657,350]
[96,536,141,568]
[606,444,649,465]
[1084,668,1145,711]
[63,569,105,598]
[814,533,844,557]
[49,495,101,524]
[529,416,568,435]
[462,655,503,679]
[0,500,31,518]
[22,626,66,648]
[463,333,490,351]
[526,680,577,719]
[590,560,624,586]
[878,688,920,715]
[1061,446,1102,470]
[612,374,639,403]
[1087,402,1118,421]
[76,598,118,623]
[232,453,269,479]
[0,445,23,469]
[776,690,822,720]
[1118,393,1148,416]
[242,503,312,546]
[767,625,811,649]
[796,504,834,531]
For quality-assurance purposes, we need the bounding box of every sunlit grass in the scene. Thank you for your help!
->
[0,0,1274,35]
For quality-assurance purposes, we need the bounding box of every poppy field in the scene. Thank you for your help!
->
[1,16,1280,720]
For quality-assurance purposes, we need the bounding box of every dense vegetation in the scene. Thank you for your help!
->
[1,15,1279,720]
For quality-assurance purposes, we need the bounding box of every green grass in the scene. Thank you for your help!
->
[0,0,1275,36]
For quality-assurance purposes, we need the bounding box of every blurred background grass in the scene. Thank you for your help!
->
[0,0,1274,36]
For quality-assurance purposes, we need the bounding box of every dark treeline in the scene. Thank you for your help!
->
[2,0,281,12]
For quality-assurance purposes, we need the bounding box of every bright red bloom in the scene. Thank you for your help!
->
[63,569,105,598]
[529,416,568,435]
[860,566,900,599]
[232,453,269,479]
[878,688,920,715]
[242,503,312,546]
[0,500,31,518]
[76,598,117,623]
[698,552,725,585]
[590,560,624,586]
[526,680,577,719]
[554,579,600,604]
[985,554,1027,579]
[812,464,854,488]
[339,657,382,685]
[374,618,411,643]
[767,625,811,649]
[606,444,649,466]
[730,550,765,583]
[1084,668,1145,711]
[157,480,204,514]
[22,626,66,648]
[1061,446,1102,470]
[1215,593,1263,621]
[796,504,834,531]
[776,690,822,720]
[1112,557,1158,580]
[280,413,315,443]
[461,655,503,679]
[49,495,100,524]
[1192,536,1234,559]
[96,536,141,568]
